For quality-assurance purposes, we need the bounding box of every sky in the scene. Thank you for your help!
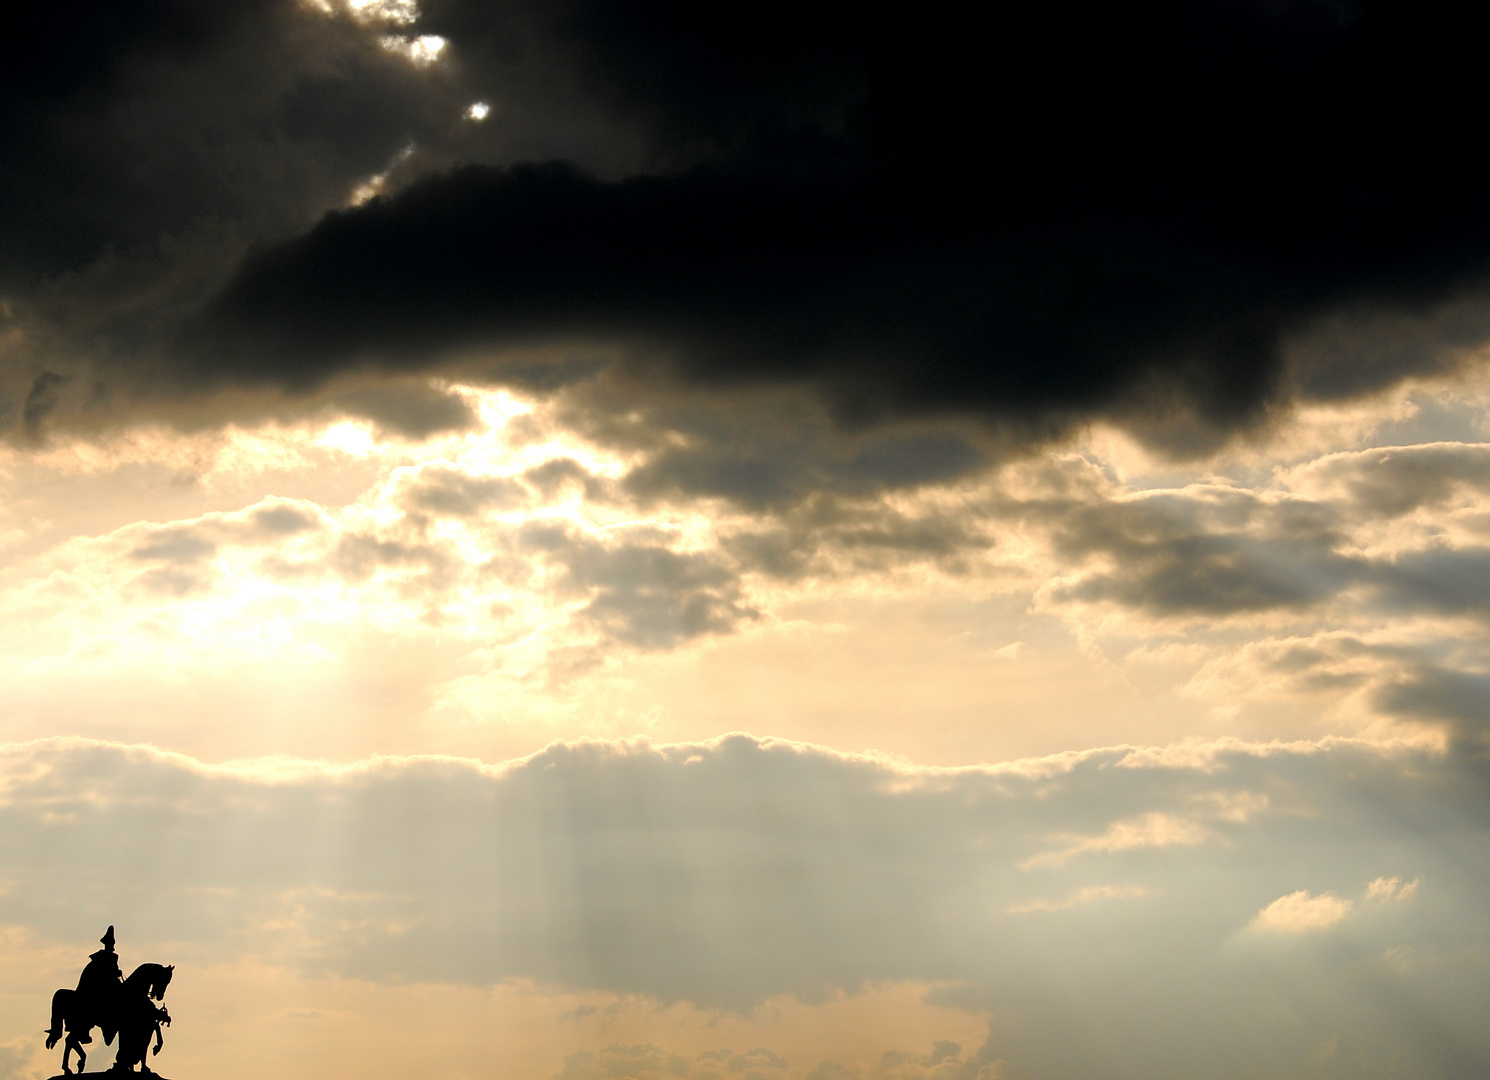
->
[3,1,1490,1078]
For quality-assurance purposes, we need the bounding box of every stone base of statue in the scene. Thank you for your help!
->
[46,1073,173,1080]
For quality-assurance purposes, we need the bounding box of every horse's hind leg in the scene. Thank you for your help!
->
[63,1033,86,1074]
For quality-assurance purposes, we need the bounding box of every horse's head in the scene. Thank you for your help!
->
[130,962,174,1000]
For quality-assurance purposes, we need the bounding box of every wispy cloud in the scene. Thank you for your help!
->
[1005,884,1151,914]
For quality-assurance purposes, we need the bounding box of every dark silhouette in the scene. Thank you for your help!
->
[46,927,174,1075]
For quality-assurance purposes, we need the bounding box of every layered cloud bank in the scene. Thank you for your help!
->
[1,733,1484,1078]
[5,380,1490,763]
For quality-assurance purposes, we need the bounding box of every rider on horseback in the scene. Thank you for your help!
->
[76,926,125,1046]
[47,926,173,1075]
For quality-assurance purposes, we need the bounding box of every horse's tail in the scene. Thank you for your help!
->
[46,988,71,1049]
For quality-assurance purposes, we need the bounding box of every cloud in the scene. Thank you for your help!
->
[1374,666,1490,754]
[333,382,481,439]
[0,1038,32,1080]
[21,372,68,436]
[11,403,1490,756]
[0,734,1485,1076]
[0,418,761,677]
[1003,446,1490,637]
[804,1040,1003,1080]
[1005,884,1150,915]
[399,465,529,517]
[1020,814,1211,870]
[0,0,453,286]
[1249,890,1353,934]
[591,387,995,510]
[10,394,1490,769]
[557,1044,789,1080]
[1036,486,1352,617]
[1366,876,1420,904]
[1288,444,1490,519]
[181,140,1477,453]
[521,519,757,650]
[10,1,1490,454]
[552,1040,1004,1080]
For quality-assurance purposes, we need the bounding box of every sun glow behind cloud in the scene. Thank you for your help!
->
[3,372,1490,1077]
[5,376,1490,764]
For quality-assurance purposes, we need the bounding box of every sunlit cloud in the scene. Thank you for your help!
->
[1249,890,1353,934]
[379,33,446,66]
[1020,813,1212,869]
[346,0,420,24]
[1366,876,1420,904]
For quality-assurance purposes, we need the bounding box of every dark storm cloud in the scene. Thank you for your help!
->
[184,0,1490,449]
[9,1,1490,449]
[21,372,69,435]
[1,0,451,287]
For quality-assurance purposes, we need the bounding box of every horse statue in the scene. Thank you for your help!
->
[47,962,173,1074]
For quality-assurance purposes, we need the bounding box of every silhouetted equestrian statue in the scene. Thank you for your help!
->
[45,927,174,1077]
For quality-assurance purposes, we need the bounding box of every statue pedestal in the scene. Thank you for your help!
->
[46,1074,172,1080]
